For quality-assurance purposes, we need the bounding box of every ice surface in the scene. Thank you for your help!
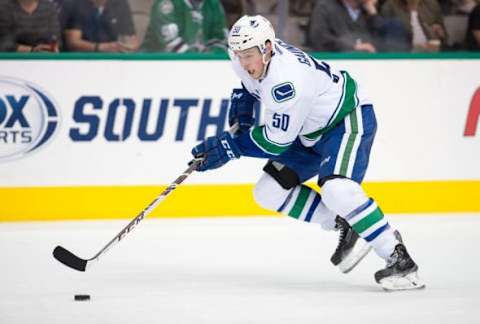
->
[1,215,479,324]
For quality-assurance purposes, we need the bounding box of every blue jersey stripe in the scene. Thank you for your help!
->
[277,189,295,213]
[345,198,374,221]
[365,223,390,242]
[304,194,321,222]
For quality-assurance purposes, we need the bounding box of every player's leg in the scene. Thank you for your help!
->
[253,162,369,272]
[253,162,337,232]
[257,140,340,229]
[252,139,370,273]
[317,105,424,290]
[321,177,423,289]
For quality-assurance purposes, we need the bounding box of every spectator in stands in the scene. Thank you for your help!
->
[220,0,255,28]
[308,0,405,52]
[65,0,139,52]
[0,0,60,52]
[141,0,228,52]
[381,0,448,52]
[465,0,480,50]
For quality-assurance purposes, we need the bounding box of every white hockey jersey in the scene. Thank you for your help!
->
[231,39,371,154]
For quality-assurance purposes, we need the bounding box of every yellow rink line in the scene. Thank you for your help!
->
[0,180,479,222]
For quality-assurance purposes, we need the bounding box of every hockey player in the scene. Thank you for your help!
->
[191,15,424,291]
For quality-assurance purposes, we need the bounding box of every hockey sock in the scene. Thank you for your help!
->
[344,198,399,260]
[278,185,337,231]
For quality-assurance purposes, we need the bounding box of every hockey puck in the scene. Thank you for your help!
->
[74,294,90,301]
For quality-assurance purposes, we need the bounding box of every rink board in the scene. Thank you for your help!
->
[0,181,479,221]
[0,54,479,220]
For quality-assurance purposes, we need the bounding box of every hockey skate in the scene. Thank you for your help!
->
[375,244,425,291]
[330,216,372,273]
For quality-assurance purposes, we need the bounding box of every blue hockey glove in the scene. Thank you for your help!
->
[228,88,257,135]
[191,132,241,171]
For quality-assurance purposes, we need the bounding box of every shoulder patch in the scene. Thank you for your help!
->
[271,82,295,103]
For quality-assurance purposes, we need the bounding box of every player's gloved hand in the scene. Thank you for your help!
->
[228,88,257,136]
[191,132,241,171]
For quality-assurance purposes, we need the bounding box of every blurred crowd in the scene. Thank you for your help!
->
[0,0,478,53]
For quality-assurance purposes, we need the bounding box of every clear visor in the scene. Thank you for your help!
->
[227,47,256,63]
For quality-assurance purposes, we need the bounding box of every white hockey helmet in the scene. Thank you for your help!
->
[228,15,275,54]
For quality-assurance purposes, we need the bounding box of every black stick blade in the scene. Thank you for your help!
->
[53,246,87,272]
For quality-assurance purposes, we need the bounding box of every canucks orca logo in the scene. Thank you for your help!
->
[272,82,296,103]
[0,77,60,162]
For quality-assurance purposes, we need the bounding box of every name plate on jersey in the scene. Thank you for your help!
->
[272,82,296,103]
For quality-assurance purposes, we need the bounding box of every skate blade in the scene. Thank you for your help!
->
[380,272,426,291]
[338,243,372,274]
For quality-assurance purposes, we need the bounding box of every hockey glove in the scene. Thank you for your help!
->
[191,131,241,171]
[228,88,257,136]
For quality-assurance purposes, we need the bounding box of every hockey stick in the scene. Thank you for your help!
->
[52,157,204,272]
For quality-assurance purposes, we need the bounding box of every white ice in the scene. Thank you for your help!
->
[1,214,479,324]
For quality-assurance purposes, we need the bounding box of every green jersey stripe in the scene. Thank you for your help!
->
[324,70,348,129]
[303,71,359,140]
[289,186,311,219]
[352,208,384,233]
[251,126,291,155]
[339,110,359,175]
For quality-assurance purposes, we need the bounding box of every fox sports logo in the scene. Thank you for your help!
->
[0,77,60,161]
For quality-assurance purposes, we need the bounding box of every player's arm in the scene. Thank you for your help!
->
[191,86,258,172]
[192,81,311,171]
[191,109,306,171]
[190,123,277,172]
[228,85,257,136]
[234,91,309,158]
[141,2,188,52]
